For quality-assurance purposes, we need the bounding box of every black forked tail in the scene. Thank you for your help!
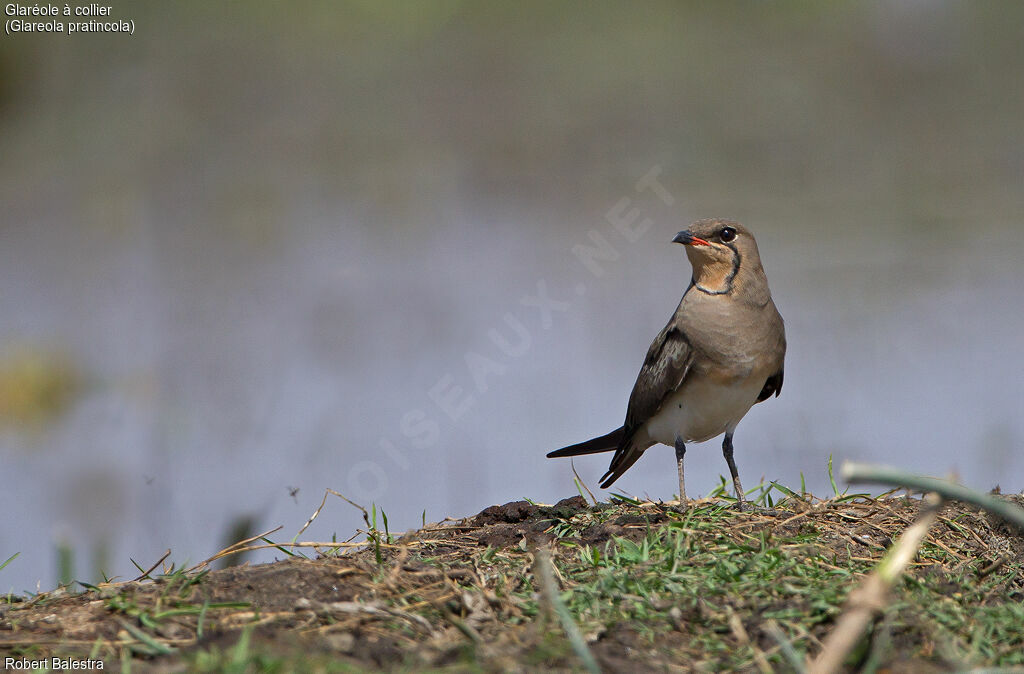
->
[546,426,625,458]
[598,438,644,488]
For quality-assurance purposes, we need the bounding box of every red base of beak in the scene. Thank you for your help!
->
[672,230,711,246]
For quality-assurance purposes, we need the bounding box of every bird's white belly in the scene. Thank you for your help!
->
[644,375,763,446]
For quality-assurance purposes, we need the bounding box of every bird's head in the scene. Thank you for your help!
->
[672,219,764,296]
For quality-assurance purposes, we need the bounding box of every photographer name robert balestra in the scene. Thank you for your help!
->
[5,656,103,670]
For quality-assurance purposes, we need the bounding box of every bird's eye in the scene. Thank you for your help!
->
[719,227,736,243]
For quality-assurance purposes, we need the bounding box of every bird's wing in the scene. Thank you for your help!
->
[624,320,694,433]
[598,321,694,489]
[756,368,784,402]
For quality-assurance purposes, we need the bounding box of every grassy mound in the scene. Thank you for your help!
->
[2,489,1023,671]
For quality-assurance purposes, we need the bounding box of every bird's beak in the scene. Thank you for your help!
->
[672,230,710,246]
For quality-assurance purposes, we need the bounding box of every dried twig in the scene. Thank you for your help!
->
[187,526,283,572]
[809,492,943,674]
[297,488,367,538]
[727,606,771,674]
[571,458,598,505]
[131,549,171,581]
[534,547,601,674]
[764,619,805,673]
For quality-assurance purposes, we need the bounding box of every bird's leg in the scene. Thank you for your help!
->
[674,436,687,503]
[722,432,746,508]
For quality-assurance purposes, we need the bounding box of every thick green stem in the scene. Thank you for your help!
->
[841,461,1024,532]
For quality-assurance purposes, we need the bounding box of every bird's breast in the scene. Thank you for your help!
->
[643,373,765,446]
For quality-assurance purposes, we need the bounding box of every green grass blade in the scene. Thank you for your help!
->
[828,454,839,496]
[0,552,20,573]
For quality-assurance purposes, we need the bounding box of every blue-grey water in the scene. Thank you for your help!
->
[1,2,1023,593]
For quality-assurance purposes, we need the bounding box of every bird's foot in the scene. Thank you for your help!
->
[667,498,689,515]
[734,500,779,516]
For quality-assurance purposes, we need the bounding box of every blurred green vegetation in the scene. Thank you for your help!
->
[0,346,81,431]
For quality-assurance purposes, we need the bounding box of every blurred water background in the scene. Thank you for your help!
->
[2,2,1023,593]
